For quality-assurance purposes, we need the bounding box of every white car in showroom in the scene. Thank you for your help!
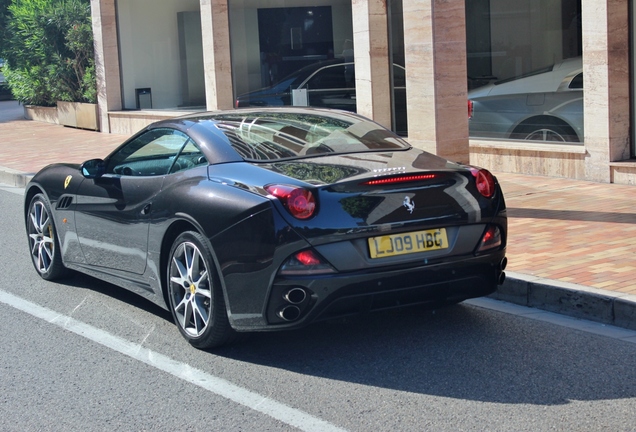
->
[468,57,583,143]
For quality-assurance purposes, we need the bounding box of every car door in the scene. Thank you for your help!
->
[74,128,191,274]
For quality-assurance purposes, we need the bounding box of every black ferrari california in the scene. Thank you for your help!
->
[25,108,507,349]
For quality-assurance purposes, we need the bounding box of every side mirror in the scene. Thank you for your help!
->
[80,159,106,179]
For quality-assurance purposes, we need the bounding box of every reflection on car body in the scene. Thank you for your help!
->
[25,108,507,349]
[468,57,583,143]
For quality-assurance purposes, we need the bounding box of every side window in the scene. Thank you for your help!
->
[568,73,583,89]
[107,128,191,176]
[393,64,406,88]
[169,139,208,174]
[306,65,350,90]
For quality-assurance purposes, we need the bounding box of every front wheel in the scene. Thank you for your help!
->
[167,231,233,349]
[26,193,68,280]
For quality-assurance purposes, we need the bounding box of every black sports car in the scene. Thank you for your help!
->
[25,108,507,349]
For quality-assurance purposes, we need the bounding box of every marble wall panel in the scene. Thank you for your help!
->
[352,0,392,128]
[403,0,469,163]
[201,0,234,110]
[91,0,123,133]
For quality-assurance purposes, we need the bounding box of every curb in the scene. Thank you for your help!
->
[491,271,636,331]
[0,167,33,188]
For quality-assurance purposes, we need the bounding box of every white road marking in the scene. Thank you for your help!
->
[0,289,347,432]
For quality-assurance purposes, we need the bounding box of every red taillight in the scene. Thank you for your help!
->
[295,250,321,266]
[265,184,316,219]
[469,167,495,198]
[468,100,474,119]
[362,173,437,186]
[476,225,502,253]
[279,249,336,275]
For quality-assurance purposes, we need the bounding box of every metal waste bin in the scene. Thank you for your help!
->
[136,88,152,110]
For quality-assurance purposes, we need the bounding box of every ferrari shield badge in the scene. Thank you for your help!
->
[403,196,415,214]
[64,175,72,189]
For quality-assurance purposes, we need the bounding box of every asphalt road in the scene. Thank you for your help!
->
[2,185,636,431]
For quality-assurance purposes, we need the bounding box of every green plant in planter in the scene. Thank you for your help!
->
[3,0,95,106]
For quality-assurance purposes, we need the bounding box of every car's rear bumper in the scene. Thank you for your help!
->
[229,249,506,331]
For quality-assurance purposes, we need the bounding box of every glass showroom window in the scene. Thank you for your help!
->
[388,0,407,136]
[116,0,204,110]
[466,0,583,144]
[229,2,355,112]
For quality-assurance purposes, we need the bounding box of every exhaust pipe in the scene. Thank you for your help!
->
[278,305,301,321]
[283,287,307,304]
[498,257,507,285]
[498,272,506,285]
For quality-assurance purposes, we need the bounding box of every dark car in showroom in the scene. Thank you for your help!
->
[25,108,507,349]
[468,57,583,143]
[235,58,408,135]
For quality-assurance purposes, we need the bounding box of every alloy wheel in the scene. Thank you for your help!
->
[169,241,213,337]
[28,199,55,274]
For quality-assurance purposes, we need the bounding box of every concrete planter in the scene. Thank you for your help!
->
[23,105,58,124]
[57,101,99,131]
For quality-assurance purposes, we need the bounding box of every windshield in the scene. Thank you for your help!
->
[199,110,410,162]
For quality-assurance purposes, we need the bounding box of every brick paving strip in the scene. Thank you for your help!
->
[1,100,635,330]
[500,174,636,295]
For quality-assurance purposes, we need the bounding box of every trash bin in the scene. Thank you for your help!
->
[136,88,152,110]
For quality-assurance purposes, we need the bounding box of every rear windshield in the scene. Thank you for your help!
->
[199,111,409,162]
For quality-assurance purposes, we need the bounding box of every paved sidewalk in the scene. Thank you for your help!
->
[1,100,635,330]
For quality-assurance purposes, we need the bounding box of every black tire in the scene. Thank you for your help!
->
[26,193,69,280]
[167,231,233,349]
[512,122,579,143]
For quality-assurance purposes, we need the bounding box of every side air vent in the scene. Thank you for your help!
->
[56,195,74,210]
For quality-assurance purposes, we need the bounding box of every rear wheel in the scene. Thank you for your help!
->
[167,231,233,349]
[26,194,68,280]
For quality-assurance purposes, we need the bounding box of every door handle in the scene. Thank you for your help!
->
[141,204,152,215]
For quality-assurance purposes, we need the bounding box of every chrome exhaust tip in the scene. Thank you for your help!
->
[278,305,301,321]
[283,287,307,305]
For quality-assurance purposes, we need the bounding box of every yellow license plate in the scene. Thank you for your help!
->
[368,228,448,259]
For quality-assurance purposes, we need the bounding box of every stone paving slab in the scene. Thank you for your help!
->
[1,100,635,331]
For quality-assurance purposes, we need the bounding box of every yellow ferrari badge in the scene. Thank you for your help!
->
[64,175,72,189]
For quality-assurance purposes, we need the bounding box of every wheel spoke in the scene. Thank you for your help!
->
[170,255,189,287]
[182,300,194,331]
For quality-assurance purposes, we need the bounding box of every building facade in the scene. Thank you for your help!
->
[90,0,635,184]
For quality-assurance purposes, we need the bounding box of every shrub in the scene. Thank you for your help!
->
[3,0,96,106]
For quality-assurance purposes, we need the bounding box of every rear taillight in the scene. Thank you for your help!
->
[476,225,503,253]
[468,100,474,119]
[265,184,316,219]
[469,167,495,198]
[279,249,335,275]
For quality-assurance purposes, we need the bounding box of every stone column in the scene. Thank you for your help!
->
[403,0,469,163]
[91,0,122,133]
[352,0,392,129]
[582,0,630,183]
[200,0,234,111]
